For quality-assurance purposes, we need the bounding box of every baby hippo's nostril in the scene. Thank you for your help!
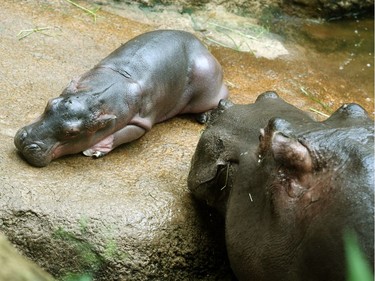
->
[16,129,28,142]
[25,143,41,152]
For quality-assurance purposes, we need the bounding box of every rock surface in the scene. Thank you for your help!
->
[0,0,373,280]
[0,1,232,280]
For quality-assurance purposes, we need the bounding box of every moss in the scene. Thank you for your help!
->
[52,218,129,280]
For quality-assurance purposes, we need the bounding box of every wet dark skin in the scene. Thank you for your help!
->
[188,91,374,281]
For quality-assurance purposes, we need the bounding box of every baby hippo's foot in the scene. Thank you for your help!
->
[83,134,114,158]
[83,150,107,158]
[195,111,211,124]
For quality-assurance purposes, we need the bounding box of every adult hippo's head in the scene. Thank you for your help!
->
[188,91,315,214]
[14,92,117,167]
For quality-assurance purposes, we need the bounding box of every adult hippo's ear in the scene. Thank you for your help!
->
[218,99,234,110]
[258,118,314,200]
[255,90,280,102]
[87,114,117,133]
[259,117,313,174]
[323,103,373,128]
[270,133,313,173]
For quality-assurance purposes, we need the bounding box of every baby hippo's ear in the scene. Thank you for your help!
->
[87,114,117,133]
[61,78,81,95]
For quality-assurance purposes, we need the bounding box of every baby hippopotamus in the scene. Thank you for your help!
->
[14,30,228,167]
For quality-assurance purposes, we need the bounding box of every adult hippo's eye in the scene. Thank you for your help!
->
[215,138,225,153]
[215,162,234,191]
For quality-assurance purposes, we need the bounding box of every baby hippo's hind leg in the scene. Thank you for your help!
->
[183,53,229,115]
[83,125,146,157]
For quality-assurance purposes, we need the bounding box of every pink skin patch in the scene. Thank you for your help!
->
[82,124,147,157]
[83,134,115,157]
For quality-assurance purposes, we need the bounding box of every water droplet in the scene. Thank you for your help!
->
[354,30,359,34]
[366,64,371,67]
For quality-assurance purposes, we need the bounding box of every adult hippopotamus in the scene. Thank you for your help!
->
[188,91,374,280]
[14,30,228,167]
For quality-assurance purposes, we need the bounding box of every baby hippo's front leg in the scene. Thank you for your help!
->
[83,125,147,157]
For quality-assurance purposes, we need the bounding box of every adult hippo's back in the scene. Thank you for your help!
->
[14,30,228,167]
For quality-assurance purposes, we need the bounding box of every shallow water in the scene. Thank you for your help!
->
[278,17,374,101]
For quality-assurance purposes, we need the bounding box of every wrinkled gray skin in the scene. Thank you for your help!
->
[188,91,374,281]
[14,30,228,167]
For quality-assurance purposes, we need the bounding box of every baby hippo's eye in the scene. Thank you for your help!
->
[62,121,82,139]
[64,128,80,138]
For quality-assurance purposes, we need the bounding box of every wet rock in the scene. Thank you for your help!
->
[0,190,232,280]
[99,0,373,19]
[285,0,373,19]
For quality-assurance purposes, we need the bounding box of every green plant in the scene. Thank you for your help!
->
[344,231,373,281]
[53,226,102,272]
[17,26,60,40]
[64,0,100,23]
[60,273,93,281]
[300,86,333,115]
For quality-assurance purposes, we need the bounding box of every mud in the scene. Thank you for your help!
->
[0,0,373,280]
